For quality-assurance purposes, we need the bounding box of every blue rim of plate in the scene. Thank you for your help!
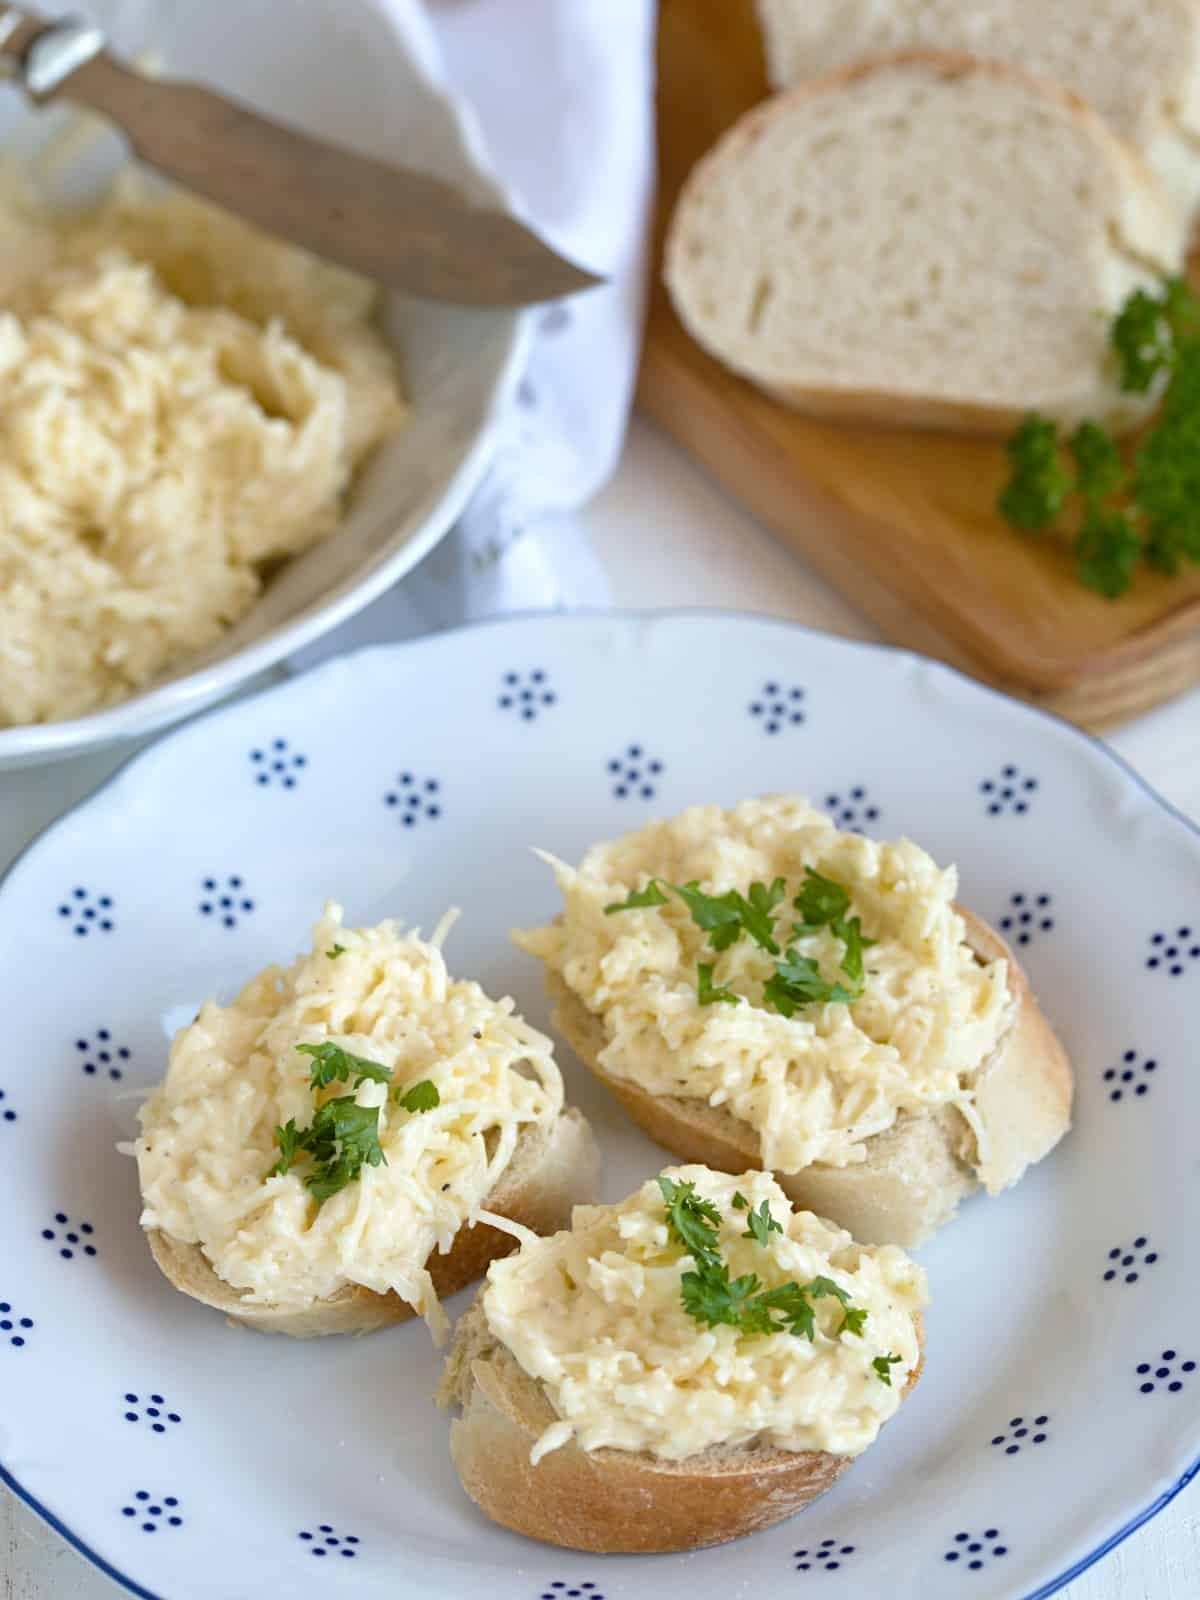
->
[1,606,1197,1600]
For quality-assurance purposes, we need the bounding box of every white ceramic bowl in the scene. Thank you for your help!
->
[0,0,527,770]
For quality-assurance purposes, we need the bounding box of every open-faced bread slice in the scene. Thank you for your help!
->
[440,1166,926,1553]
[544,913,1070,1249]
[442,1301,922,1553]
[664,53,1187,435]
[147,1107,599,1338]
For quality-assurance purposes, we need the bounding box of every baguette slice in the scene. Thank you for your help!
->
[543,912,1070,1248]
[441,1298,924,1553]
[146,1108,599,1338]
[757,0,1200,220]
[664,53,1188,435]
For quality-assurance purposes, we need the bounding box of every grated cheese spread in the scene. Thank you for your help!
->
[0,177,405,726]
[516,797,1011,1175]
[483,1166,927,1462]
[135,904,562,1336]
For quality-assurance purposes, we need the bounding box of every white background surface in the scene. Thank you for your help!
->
[3,417,1200,1598]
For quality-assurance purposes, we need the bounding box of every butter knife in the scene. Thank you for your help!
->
[0,6,604,306]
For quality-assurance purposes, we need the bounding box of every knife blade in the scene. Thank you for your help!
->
[0,8,604,306]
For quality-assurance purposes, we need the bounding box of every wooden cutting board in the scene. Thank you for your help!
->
[637,0,1200,729]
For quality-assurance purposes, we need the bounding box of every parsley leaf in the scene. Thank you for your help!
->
[997,415,1070,531]
[697,962,740,1007]
[742,1198,783,1246]
[658,1175,722,1267]
[658,1183,872,1349]
[301,1095,388,1204]
[763,953,859,1017]
[1111,285,1176,393]
[327,944,347,959]
[670,882,753,952]
[840,1305,869,1338]
[295,1041,393,1092]
[806,1275,852,1307]
[793,867,851,928]
[605,880,670,913]
[1070,420,1125,503]
[1075,505,1142,597]
[1000,280,1200,599]
[682,1262,777,1333]
[872,1353,903,1386]
[834,915,874,989]
[394,1078,440,1113]
[266,1118,301,1178]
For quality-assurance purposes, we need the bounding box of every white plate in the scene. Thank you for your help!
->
[1,612,1197,1600]
[0,0,526,769]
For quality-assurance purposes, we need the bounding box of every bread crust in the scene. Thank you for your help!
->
[144,1108,600,1337]
[663,50,1183,436]
[543,912,1071,1248]
[440,1300,924,1553]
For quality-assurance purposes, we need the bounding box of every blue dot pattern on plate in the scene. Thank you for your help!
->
[748,680,806,734]
[121,1492,182,1533]
[1104,1236,1158,1284]
[990,1414,1050,1455]
[249,737,307,789]
[41,1213,97,1261]
[384,773,443,826]
[824,788,879,832]
[1144,925,1200,977]
[0,1088,16,1125]
[498,668,557,721]
[944,1529,1008,1570]
[55,887,114,937]
[74,1027,131,1082]
[0,1301,33,1347]
[123,1392,183,1434]
[539,1584,603,1599]
[1102,1049,1158,1102]
[298,1524,362,1559]
[980,764,1038,816]
[998,892,1054,948]
[794,1538,857,1572]
[1135,1351,1196,1394]
[198,875,255,929]
[607,745,663,801]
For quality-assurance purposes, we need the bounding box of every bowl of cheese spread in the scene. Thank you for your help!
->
[0,0,527,767]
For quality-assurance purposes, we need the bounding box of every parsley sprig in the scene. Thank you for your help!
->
[265,1044,438,1206]
[608,866,874,1017]
[656,1178,877,1357]
[998,277,1200,596]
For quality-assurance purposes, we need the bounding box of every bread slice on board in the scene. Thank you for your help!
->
[440,1298,924,1553]
[757,0,1200,221]
[663,53,1188,435]
[543,913,1071,1248]
[145,1108,599,1338]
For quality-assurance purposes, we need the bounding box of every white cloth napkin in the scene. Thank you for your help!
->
[294,0,656,661]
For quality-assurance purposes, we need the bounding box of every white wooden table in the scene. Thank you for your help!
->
[3,417,1199,1598]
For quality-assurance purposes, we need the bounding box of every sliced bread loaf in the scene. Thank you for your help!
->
[664,53,1188,434]
[757,0,1200,220]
